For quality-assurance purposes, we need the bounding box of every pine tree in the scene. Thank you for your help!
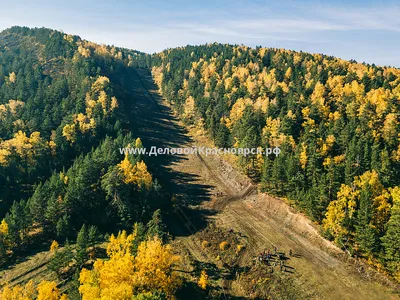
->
[146,209,166,242]
[56,214,71,239]
[88,225,100,248]
[5,200,30,249]
[215,123,231,148]
[132,222,146,255]
[381,187,400,281]
[355,185,378,255]
[76,224,88,267]
[48,241,74,280]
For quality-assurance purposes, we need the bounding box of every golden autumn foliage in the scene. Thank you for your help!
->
[321,135,336,156]
[311,82,325,107]
[0,100,24,116]
[79,231,181,300]
[382,113,398,144]
[75,113,96,133]
[0,281,35,300]
[183,96,196,121]
[0,280,66,300]
[198,270,208,290]
[323,184,357,238]
[219,241,229,251]
[37,281,67,300]
[229,98,252,125]
[236,244,245,254]
[262,117,288,147]
[0,130,48,166]
[299,143,308,169]
[253,96,269,113]
[110,96,119,110]
[50,240,59,252]
[323,171,391,239]
[0,219,9,259]
[118,156,153,188]
[78,45,91,58]
[62,75,117,144]
[92,76,110,93]
[8,72,16,83]
[0,219,8,235]
[201,240,210,249]
[62,124,76,143]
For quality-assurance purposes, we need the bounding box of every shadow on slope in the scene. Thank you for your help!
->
[112,67,214,236]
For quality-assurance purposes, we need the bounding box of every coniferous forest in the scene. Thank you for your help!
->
[0,26,399,299]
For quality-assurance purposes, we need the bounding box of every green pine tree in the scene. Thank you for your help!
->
[75,224,88,267]
[381,188,400,279]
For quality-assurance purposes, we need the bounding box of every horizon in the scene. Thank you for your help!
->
[1,1,400,67]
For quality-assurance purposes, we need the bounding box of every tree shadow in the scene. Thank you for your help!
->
[112,67,215,236]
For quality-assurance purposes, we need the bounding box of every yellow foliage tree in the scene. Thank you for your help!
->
[0,131,47,165]
[0,219,8,235]
[106,230,135,258]
[323,184,357,238]
[219,241,229,251]
[91,76,110,94]
[311,82,325,107]
[229,98,252,124]
[110,96,118,111]
[98,91,108,113]
[183,96,196,122]
[0,218,9,260]
[0,280,35,300]
[133,237,181,296]
[79,231,181,300]
[62,124,76,143]
[50,240,59,252]
[299,143,308,169]
[118,156,153,188]
[198,270,208,290]
[0,280,66,300]
[284,67,292,80]
[37,281,67,300]
[78,46,91,58]
[323,171,389,240]
[8,72,16,83]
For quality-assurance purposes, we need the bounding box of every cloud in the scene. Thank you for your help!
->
[311,5,400,31]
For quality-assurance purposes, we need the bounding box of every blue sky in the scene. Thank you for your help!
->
[1,0,399,66]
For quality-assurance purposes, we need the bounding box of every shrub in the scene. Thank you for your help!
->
[236,244,244,254]
[219,241,229,251]
[201,240,210,249]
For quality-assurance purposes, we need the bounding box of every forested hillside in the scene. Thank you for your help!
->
[150,44,400,280]
[0,26,399,299]
[0,27,179,298]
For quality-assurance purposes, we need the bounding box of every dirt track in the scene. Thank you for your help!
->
[129,69,399,299]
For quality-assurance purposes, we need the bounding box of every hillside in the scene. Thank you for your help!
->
[0,27,399,299]
[149,44,400,279]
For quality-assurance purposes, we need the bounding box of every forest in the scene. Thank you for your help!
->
[0,27,178,299]
[148,44,400,280]
[0,26,399,299]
